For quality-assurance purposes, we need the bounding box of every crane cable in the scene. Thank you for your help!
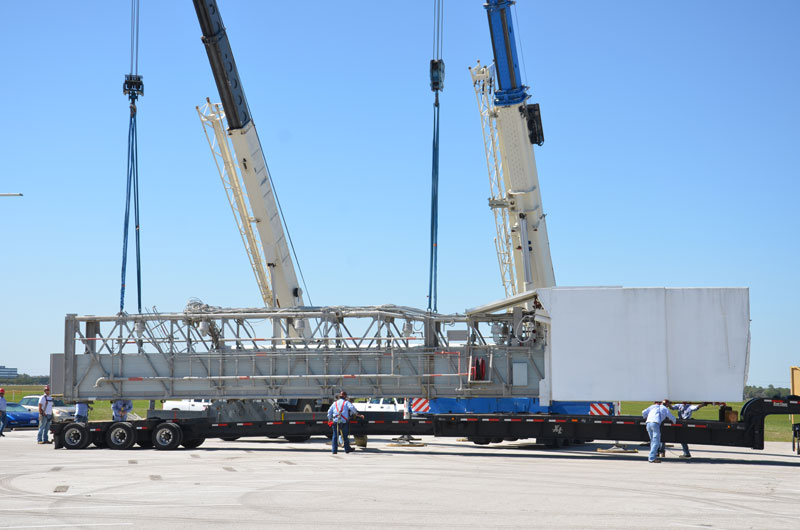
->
[427,0,445,313]
[120,0,144,314]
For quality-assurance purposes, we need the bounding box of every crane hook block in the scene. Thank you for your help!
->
[521,103,544,146]
[123,74,144,97]
[430,59,445,92]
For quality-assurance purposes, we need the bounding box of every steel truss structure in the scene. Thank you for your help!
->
[196,100,274,308]
[470,61,516,299]
[53,305,546,402]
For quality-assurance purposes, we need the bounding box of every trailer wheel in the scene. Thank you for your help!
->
[137,440,154,448]
[106,422,136,450]
[469,437,490,445]
[296,399,316,413]
[182,437,205,449]
[93,438,107,448]
[62,422,91,450]
[284,435,311,443]
[152,422,183,450]
[221,436,240,442]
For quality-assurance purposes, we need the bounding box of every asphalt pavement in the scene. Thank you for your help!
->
[0,428,798,529]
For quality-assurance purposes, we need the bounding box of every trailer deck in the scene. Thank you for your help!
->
[50,397,800,453]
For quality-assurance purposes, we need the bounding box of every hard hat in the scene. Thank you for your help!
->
[44,385,50,391]
[0,388,4,393]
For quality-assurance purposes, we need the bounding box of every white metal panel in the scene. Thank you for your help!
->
[538,287,749,402]
[512,362,528,386]
[663,288,750,400]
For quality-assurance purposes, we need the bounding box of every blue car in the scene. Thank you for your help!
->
[4,402,39,430]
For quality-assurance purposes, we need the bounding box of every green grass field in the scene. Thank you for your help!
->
[4,385,153,422]
[6,385,794,442]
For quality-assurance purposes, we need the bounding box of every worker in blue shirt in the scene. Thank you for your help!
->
[74,402,92,423]
[111,399,133,421]
[326,391,364,454]
[671,402,706,458]
[0,388,7,437]
[642,400,676,463]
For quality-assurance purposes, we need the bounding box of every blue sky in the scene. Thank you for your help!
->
[1,1,798,388]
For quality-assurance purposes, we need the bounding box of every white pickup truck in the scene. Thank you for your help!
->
[353,398,406,413]
[162,399,212,411]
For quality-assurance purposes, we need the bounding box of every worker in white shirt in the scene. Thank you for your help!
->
[642,399,676,463]
[37,386,54,444]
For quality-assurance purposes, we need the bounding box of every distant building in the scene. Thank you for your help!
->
[0,365,18,378]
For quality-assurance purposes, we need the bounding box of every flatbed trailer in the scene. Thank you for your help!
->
[436,397,800,450]
[51,397,800,453]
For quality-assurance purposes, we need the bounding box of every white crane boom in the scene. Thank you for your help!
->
[193,1,304,310]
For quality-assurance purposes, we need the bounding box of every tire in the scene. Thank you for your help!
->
[182,437,205,449]
[105,422,136,450]
[93,438,107,448]
[152,422,183,450]
[490,437,504,444]
[284,435,311,443]
[137,439,154,448]
[221,437,240,442]
[62,422,91,450]
[296,399,316,413]
[469,437,491,445]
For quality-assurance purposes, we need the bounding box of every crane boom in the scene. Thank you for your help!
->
[481,0,555,293]
[192,0,304,309]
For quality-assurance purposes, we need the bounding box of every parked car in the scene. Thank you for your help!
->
[4,402,39,430]
[353,397,406,413]
[18,395,76,422]
[162,399,212,411]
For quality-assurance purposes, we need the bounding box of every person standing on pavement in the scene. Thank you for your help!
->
[111,399,133,421]
[74,402,92,423]
[0,388,7,437]
[37,385,54,444]
[642,399,676,463]
[671,402,706,458]
[326,391,364,454]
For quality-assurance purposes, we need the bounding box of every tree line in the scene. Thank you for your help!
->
[744,384,793,399]
[0,374,49,385]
